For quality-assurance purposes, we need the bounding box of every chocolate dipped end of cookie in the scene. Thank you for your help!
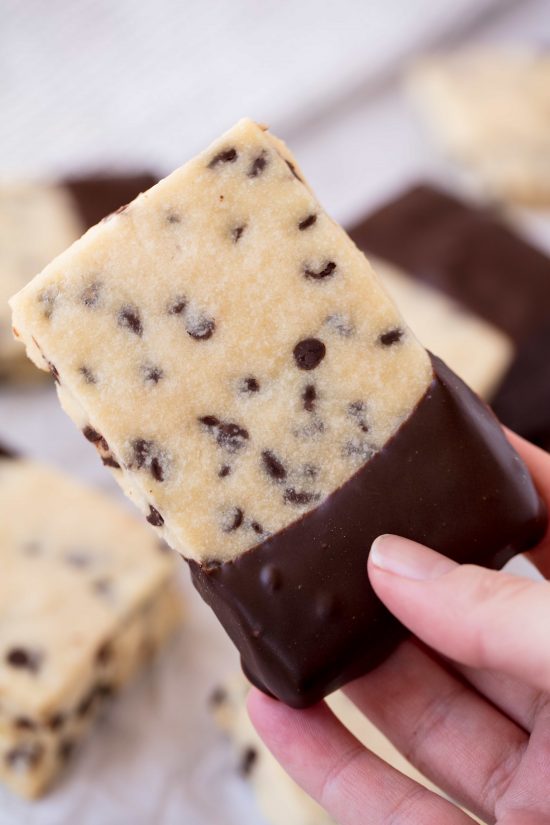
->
[189,355,547,708]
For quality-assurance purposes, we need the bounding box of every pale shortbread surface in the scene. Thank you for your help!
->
[0,455,181,798]
[375,259,514,400]
[409,52,550,206]
[0,183,80,375]
[11,118,432,564]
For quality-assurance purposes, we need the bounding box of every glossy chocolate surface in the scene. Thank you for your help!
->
[190,356,547,707]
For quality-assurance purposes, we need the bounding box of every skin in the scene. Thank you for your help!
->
[248,432,550,824]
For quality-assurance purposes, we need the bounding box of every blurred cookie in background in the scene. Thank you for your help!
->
[0,173,156,382]
[350,183,550,449]
[408,52,550,207]
[0,446,181,798]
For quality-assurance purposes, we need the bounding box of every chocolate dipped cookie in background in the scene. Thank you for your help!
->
[9,120,547,708]
[350,183,550,451]
[0,173,156,381]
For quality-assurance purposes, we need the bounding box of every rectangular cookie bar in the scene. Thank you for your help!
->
[408,52,550,207]
[10,120,546,707]
[0,173,156,380]
[0,448,181,798]
[349,183,550,449]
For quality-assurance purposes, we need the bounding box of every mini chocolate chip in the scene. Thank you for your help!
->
[232,224,246,243]
[304,261,336,280]
[298,214,317,231]
[96,642,113,666]
[64,549,93,568]
[241,376,260,393]
[48,712,66,731]
[38,287,57,319]
[219,464,231,478]
[168,296,187,315]
[96,682,115,701]
[248,152,268,178]
[240,747,258,776]
[118,305,143,336]
[47,360,60,383]
[286,159,302,181]
[208,147,238,168]
[251,521,264,535]
[81,282,102,308]
[83,426,103,444]
[186,315,216,341]
[131,439,166,480]
[199,418,249,453]
[261,450,287,481]
[14,717,36,731]
[58,740,75,763]
[6,743,44,772]
[199,415,220,428]
[5,647,42,673]
[293,418,325,439]
[283,488,319,506]
[79,366,96,384]
[293,338,326,371]
[222,507,244,532]
[102,455,121,469]
[143,365,163,384]
[93,578,114,599]
[348,400,369,433]
[260,564,282,592]
[379,327,404,347]
[146,505,164,527]
[76,687,98,718]
[302,384,316,412]
[209,686,227,707]
[166,212,181,224]
[302,463,319,479]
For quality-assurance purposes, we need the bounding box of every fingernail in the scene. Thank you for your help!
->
[370,535,457,581]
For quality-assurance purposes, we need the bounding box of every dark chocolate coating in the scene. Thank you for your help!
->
[349,184,550,449]
[189,356,547,708]
[64,173,158,229]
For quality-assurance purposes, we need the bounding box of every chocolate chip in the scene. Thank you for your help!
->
[298,214,317,231]
[102,455,121,469]
[304,261,336,281]
[82,426,107,450]
[222,507,244,532]
[6,743,44,772]
[208,686,227,707]
[47,360,60,384]
[283,488,319,506]
[240,376,260,393]
[302,463,319,479]
[261,450,287,481]
[166,212,181,224]
[79,366,96,384]
[302,384,316,412]
[38,287,57,319]
[348,400,369,433]
[5,647,42,673]
[248,152,268,178]
[219,465,231,478]
[293,418,325,439]
[260,564,282,592]
[379,328,403,347]
[96,642,113,665]
[14,717,36,731]
[293,338,326,371]
[131,439,166,480]
[168,296,187,315]
[146,505,164,527]
[58,740,75,763]
[232,224,246,243]
[286,159,302,181]
[64,549,93,568]
[118,305,143,336]
[92,577,114,599]
[143,365,164,384]
[81,282,102,308]
[186,315,216,341]
[239,746,258,776]
[251,521,264,535]
[208,147,238,168]
[199,418,249,453]
[48,712,66,731]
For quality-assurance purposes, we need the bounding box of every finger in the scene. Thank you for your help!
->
[369,535,550,695]
[504,429,550,577]
[247,688,474,825]
[343,637,526,823]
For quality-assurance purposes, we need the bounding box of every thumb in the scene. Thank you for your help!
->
[368,535,550,693]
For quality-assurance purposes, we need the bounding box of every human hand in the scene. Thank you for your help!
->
[248,432,550,824]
